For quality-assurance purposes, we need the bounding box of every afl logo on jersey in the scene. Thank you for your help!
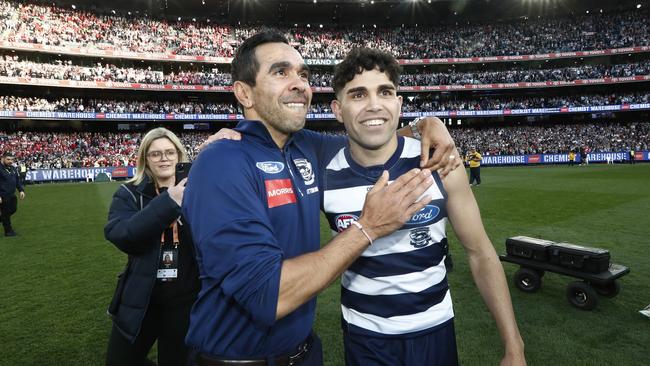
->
[335,214,359,232]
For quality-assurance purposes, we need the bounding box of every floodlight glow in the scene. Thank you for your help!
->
[71,4,76,9]
[637,4,642,9]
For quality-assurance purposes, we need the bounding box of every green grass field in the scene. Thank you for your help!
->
[1,164,649,365]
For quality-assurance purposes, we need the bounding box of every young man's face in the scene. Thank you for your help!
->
[248,42,312,135]
[332,68,402,152]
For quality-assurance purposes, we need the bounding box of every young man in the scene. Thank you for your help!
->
[0,152,26,236]
[324,48,526,365]
[182,31,458,366]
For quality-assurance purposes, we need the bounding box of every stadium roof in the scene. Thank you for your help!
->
[51,0,647,25]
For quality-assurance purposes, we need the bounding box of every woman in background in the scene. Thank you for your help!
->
[104,127,199,366]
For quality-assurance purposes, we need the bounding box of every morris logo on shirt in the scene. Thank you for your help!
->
[265,179,296,208]
[335,214,359,232]
[256,161,285,174]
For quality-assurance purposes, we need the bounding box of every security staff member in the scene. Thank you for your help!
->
[0,152,25,236]
[467,148,482,186]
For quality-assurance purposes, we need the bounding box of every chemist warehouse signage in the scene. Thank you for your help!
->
[25,167,136,182]
[481,152,648,166]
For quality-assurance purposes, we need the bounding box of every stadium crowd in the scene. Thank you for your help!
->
[2,92,648,115]
[0,96,238,114]
[1,122,646,170]
[451,121,649,156]
[1,0,648,59]
[2,55,649,87]
[401,92,650,112]
[0,131,211,169]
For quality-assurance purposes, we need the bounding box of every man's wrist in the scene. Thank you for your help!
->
[408,117,423,140]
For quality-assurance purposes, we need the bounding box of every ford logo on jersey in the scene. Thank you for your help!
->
[407,205,440,225]
[256,161,285,174]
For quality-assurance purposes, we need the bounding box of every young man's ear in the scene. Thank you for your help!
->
[331,98,344,124]
[233,81,254,110]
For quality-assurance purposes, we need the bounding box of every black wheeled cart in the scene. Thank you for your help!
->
[500,236,630,310]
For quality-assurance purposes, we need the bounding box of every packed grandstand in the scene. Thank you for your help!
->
[0,0,648,182]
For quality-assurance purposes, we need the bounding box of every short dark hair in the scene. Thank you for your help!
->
[332,47,402,97]
[231,30,289,87]
[2,151,14,158]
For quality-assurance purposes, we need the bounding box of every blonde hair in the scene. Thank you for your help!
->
[128,127,189,185]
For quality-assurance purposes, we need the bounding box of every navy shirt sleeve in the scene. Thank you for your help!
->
[300,129,346,165]
[183,141,283,328]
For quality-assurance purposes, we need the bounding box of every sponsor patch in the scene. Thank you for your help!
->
[335,214,359,232]
[409,227,433,248]
[256,161,285,174]
[293,158,315,185]
[407,205,440,225]
[265,179,296,208]
[306,187,319,195]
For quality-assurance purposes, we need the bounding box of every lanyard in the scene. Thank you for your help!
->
[156,186,180,248]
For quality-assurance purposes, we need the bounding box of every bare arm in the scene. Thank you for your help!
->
[443,167,526,365]
[276,169,434,319]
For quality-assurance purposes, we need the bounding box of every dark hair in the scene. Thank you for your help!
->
[2,151,14,158]
[231,30,289,87]
[332,47,402,97]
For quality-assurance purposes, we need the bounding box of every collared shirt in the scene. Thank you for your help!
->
[183,120,344,357]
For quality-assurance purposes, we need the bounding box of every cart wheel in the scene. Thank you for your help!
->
[593,281,621,298]
[566,281,598,310]
[514,268,542,293]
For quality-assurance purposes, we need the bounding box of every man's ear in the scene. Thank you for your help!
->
[233,81,254,109]
[331,98,344,124]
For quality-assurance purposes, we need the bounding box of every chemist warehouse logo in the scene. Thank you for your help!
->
[265,179,297,208]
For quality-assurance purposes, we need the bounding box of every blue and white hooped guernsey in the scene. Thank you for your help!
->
[321,136,453,338]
